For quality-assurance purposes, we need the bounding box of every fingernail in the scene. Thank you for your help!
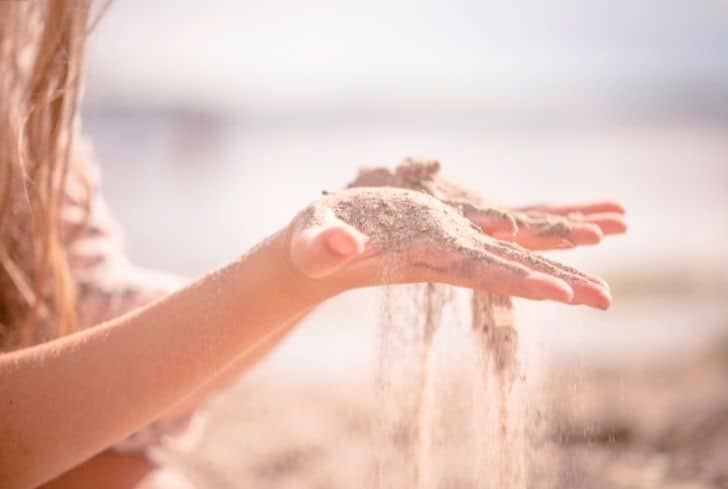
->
[327,231,360,256]
[597,287,613,310]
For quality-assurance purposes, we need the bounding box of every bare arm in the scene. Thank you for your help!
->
[1,185,615,489]
[159,309,309,419]
[0,230,328,489]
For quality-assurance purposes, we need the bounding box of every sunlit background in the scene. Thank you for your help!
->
[80,1,728,485]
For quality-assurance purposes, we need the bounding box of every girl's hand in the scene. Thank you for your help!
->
[287,186,612,310]
[348,158,627,251]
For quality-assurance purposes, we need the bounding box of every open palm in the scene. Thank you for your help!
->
[288,185,613,309]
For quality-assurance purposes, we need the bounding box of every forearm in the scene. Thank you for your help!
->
[158,309,310,418]
[0,229,332,489]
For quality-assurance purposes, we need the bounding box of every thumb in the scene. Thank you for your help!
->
[290,218,367,279]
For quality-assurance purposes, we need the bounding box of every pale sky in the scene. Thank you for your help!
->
[85,0,728,111]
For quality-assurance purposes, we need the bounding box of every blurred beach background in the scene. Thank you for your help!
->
[80,1,728,487]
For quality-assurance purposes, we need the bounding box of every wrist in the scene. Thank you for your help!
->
[239,227,342,310]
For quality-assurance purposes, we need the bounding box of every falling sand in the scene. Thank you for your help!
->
[332,159,531,488]
[372,275,525,489]
[471,291,524,489]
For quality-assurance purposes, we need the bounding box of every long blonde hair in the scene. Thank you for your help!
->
[0,1,97,349]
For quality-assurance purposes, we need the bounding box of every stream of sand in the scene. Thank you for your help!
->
[374,279,527,489]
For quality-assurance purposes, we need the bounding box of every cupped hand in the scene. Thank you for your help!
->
[287,186,612,309]
[348,158,627,251]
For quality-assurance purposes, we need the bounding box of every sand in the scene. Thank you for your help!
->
[293,159,604,296]
[334,160,528,488]
[178,342,728,489]
[371,266,526,489]
[348,158,582,243]
[373,281,451,489]
[471,291,524,489]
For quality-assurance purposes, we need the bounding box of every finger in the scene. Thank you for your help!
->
[464,206,518,237]
[290,221,367,279]
[506,219,604,250]
[416,250,575,304]
[564,222,604,245]
[489,237,608,287]
[519,201,626,216]
[501,271,575,304]
[568,278,613,309]
[481,240,612,309]
[581,212,628,235]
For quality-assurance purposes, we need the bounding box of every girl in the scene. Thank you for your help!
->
[0,2,627,488]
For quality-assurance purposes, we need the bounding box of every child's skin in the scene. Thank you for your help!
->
[0,166,626,489]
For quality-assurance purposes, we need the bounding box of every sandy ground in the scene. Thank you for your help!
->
[152,335,728,489]
[542,343,728,489]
